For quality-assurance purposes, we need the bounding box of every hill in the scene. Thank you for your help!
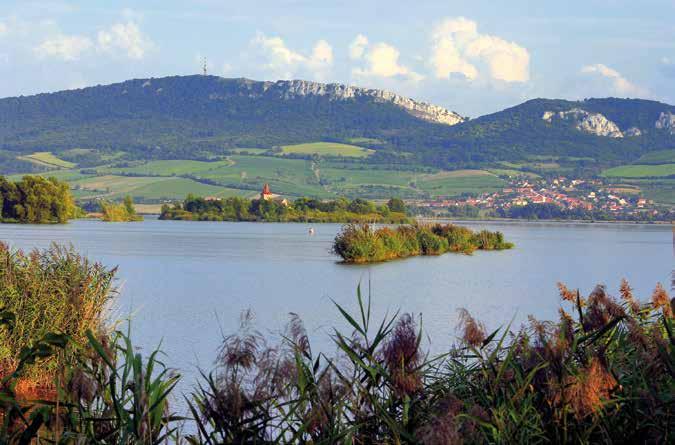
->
[0,76,673,176]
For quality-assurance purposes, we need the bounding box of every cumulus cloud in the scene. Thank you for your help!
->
[97,22,153,59]
[34,34,93,61]
[581,64,647,96]
[430,17,530,83]
[349,34,368,60]
[251,32,333,79]
[351,37,423,82]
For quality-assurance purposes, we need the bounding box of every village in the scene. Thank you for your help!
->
[410,176,671,220]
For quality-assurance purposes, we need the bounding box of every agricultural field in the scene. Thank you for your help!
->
[7,152,517,205]
[69,174,248,201]
[635,149,675,164]
[487,168,541,179]
[17,152,76,169]
[415,170,506,196]
[100,159,234,176]
[280,142,374,157]
[601,164,675,178]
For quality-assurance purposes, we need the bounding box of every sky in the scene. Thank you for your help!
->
[0,0,674,117]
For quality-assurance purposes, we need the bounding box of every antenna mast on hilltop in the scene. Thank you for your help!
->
[202,57,207,76]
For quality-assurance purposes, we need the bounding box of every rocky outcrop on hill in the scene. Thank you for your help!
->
[624,127,642,137]
[542,108,624,138]
[212,78,466,126]
[655,111,675,135]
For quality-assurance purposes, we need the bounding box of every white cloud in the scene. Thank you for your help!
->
[34,34,93,61]
[581,64,647,96]
[251,32,333,79]
[430,17,530,83]
[349,34,368,60]
[352,39,423,82]
[97,22,153,59]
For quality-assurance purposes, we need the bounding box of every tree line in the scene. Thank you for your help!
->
[160,194,409,223]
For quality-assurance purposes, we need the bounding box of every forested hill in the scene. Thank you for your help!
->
[0,75,673,169]
[431,98,675,164]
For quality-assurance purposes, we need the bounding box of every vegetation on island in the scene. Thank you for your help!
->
[0,242,673,443]
[333,223,513,263]
[159,194,409,223]
[100,195,144,222]
[0,175,78,223]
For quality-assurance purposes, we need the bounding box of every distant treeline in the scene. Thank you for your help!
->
[333,223,513,263]
[497,203,675,222]
[159,195,409,223]
[0,175,78,223]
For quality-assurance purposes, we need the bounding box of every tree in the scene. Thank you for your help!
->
[387,197,406,213]
[347,198,376,215]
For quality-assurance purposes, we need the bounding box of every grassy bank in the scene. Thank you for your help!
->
[333,223,513,263]
[1,244,673,444]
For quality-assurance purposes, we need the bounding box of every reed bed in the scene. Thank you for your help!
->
[0,242,115,384]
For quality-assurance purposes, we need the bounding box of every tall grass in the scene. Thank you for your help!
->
[333,223,513,263]
[0,242,115,383]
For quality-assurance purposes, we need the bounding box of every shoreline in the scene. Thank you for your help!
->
[132,212,673,227]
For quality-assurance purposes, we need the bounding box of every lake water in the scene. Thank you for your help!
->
[0,219,671,405]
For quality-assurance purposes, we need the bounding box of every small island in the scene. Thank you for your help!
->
[333,223,513,263]
[160,184,409,223]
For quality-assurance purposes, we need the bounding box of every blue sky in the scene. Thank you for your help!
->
[0,0,673,116]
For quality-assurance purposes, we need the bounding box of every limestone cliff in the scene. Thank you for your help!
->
[542,108,624,138]
[655,111,675,135]
[211,78,465,126]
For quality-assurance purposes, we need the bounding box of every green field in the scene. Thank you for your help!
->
[416,170,506,196]
[601,164,675,178]
[101,159,233,176]
[636,149,675,165]
[118,178,247,201]
[18,152,76,169]
[69,174,252,201]
[345,137,383,145]
[6,153,516,203]
[488,168,541,179]
[280,142,374,157]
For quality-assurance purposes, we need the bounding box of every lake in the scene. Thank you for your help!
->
[0,219,671,404]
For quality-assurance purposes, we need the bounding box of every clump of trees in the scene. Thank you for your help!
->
[100,195,143,222]
[0,175,79,223]
[159,194,409,223]
[333,223,513,263]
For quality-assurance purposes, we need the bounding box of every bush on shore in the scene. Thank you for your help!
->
[100,195,143,222]
[333,223,514,263]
